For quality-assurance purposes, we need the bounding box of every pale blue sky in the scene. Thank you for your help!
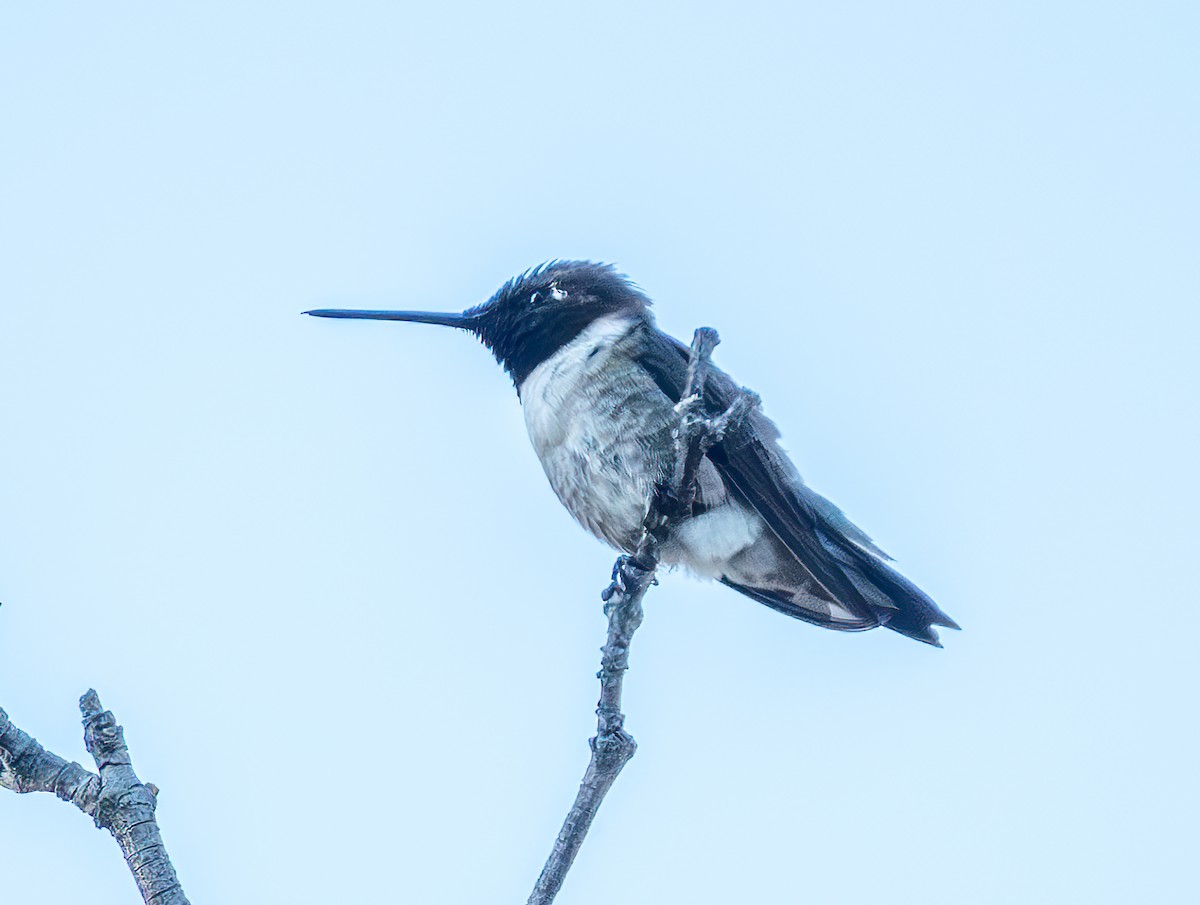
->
[2,3,1197,903]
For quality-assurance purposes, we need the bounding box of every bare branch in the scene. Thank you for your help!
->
[3,327,751,905]
[1,692,190,905]
[528,326,753,904]
[526,554,653,905]
[668,327,722,524]
[0,708,100,811]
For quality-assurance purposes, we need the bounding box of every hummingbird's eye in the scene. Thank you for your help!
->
[528,291,541,306]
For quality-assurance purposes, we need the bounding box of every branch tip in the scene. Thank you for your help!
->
[79,689,102,721]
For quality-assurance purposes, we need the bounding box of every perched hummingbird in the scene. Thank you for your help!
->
[307,261,958,646]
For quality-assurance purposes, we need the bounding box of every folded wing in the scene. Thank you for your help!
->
[634,324,959,646]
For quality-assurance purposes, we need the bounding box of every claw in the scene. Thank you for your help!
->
[673,392,701,417]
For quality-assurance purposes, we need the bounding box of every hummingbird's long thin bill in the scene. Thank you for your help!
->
[303,309,473,329]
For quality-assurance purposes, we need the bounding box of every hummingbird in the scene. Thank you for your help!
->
[306,261,958,646]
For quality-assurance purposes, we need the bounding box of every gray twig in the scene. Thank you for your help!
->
[528,326,749,905]
[1,691,190,905]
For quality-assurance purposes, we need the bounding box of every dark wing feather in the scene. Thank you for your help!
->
[633,323,958,645]
[717,577,872,631]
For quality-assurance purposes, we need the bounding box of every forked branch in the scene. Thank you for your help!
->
[0,691,190,905]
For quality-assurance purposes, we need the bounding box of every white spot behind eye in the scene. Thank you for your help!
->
[549,281,568,301]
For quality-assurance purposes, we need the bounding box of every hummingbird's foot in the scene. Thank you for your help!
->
[601,554,656,604]
[672,391,703,419]
[707,388,761,442]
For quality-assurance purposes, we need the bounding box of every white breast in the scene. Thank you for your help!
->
[518,314,773,577]
[518,315,659,549]
[519,314,638,453]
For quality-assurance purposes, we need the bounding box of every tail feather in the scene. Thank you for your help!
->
[720,576,882,632]
[817,520,959,646]
[722,517,959,647]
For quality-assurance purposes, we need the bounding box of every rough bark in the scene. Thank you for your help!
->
[528,327,757,904]
[0,690,190,905]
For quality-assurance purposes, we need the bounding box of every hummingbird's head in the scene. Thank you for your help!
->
[466,261,652,384]
[306,261,653,386]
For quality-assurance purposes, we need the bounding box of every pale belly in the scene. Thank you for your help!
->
[518,315,770,569]
[520,316,675,551]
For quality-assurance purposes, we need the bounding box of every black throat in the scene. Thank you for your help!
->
[469,262,654,386]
